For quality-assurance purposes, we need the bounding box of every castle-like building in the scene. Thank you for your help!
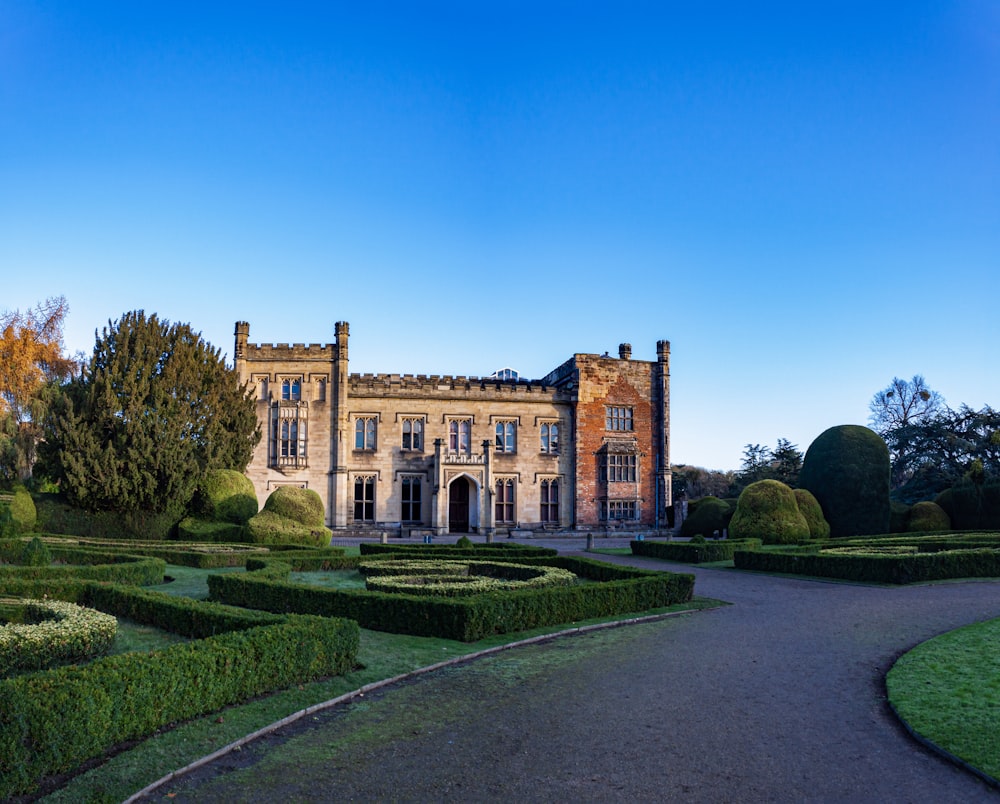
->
[235,322,671,536]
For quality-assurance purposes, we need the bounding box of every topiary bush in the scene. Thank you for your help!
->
[0,486,37,534]
[679,496,734,538]
[906,501,951,532]
[246,487,331,546]
[729,480,810,545]
[262,486,325,528]
[793,488,830,540]
[191,469,258,525]
[798,425,891,538]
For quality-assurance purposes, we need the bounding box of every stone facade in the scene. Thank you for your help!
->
[234,322,671,535]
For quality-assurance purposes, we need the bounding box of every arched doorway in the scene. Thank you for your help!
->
[448,476,470,533]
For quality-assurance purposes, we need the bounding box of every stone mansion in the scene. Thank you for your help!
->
[234,322,671,536]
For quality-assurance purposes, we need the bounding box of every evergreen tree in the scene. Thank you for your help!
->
[41,311,260,518]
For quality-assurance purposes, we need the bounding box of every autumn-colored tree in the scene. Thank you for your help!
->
[0,296,76,481]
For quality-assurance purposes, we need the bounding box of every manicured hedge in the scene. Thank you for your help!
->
[733,533,1000,584]
[631,538,762,563]
[0,539,166,585]
[209,554,694,642]
[359,542,558,559]
[0,598,118,676]
[0,580,359,800]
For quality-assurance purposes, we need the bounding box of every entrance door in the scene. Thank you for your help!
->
[449,477,470,533]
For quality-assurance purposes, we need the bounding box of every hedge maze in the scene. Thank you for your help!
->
[1,536,695,798]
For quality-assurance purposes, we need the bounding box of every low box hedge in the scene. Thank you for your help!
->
[733,535,1000,584]
[359,542,558,560]
[631,538,762,564]
[0,539,166,586]
[209,554,694,642]
[0,580,359,800]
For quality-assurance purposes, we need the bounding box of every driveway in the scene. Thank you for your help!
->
[138,552,1000,802]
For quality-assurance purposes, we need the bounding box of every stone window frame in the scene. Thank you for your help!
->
[540,477,559,523]
[399,473,423,523]
[494,476,517,523]
[605,405,634,432]
[538,418,560,455]
[446,416,474,454]
[352,474,377,522]
[398,414,425,452]
[353,414,378,451]
[492,417,519,454]
[602,499,639,521]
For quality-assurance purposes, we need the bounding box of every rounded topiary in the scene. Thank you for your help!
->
[262,486,325,527]
[680,496,734,539]
[245,510,331,546]
[193,469,258,525]
[1,486,37,534]
[793,488,830,540]
[906,501,951,532]
[729,480,810,545]
[456,535,473,549]
[798,425,891,538]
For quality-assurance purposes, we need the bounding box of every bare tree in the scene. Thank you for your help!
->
[868,376,944,437]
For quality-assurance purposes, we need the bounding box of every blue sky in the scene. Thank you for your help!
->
[2,2,998,471]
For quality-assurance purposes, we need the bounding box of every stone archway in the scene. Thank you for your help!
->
[447,474,481,533]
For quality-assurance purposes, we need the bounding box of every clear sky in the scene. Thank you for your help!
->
[2,2,998,471]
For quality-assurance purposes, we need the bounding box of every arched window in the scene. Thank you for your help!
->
[355,417,376,450]
[541,479,559,523]
[495,478,515,523]
[495,421,516,453]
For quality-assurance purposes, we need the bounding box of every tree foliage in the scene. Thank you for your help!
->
[0,297,76,481]
[40,311,260,519]
[889,405,1000,502]
[798,425,891,537]
[671,465,737,500]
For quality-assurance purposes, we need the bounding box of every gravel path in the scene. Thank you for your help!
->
[138,550,1000,802]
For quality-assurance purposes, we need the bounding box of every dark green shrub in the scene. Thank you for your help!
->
[632,538,761,563]
[799,425,891,537]
[263,486,325,527]
[936,480,1000,530]
[246,510,331,546]
[679,496,734,538]
[0,486,36,534]
[19,536,51,566]
[245,486,331,546]
[456,535,473,549]
[729,480,809,545]
[889,500,911,533]
[176,516,246,542]
[192,469,258,524]
[794,488,830,540]
[906,501,951,532]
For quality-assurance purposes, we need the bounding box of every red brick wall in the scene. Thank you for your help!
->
[573,356,657,527]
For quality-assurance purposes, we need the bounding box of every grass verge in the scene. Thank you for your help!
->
[886,616,1000,783]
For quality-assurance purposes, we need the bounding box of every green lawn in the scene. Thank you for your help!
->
[886,616,1000,782]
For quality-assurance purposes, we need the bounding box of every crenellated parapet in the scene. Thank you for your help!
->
[242,342,337,360]
[347,372,568,401]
